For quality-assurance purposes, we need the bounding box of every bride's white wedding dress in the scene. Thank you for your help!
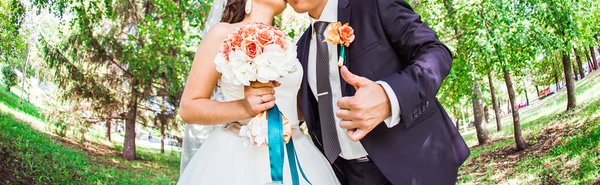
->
[178,62,340,185]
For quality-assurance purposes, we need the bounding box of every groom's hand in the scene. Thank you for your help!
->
[336,66,391,142]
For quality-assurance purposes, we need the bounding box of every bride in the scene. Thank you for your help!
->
[177,0,340,184]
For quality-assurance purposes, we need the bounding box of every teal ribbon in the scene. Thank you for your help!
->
[267,105,311,185]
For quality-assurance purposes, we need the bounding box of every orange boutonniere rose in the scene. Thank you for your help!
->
[324,22,355,67]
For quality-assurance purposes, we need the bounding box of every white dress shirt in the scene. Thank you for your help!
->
[307,0,401,160]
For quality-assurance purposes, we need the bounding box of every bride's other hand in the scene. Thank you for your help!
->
[243,81,280,116]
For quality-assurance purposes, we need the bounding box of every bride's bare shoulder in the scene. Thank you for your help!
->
[203,23,235,42]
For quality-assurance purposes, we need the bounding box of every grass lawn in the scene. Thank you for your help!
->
[458,71,600,184]
[0,84,181,184]
[2,64,600,184]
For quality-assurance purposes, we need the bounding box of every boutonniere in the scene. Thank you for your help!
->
[324,22,355,67]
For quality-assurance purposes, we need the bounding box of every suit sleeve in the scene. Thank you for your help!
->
[376,0,453,130]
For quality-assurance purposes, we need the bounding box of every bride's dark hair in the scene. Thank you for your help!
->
[221,0,246,23]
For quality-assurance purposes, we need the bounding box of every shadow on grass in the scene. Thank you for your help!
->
[0,112,180,184]
[458,95,600,184]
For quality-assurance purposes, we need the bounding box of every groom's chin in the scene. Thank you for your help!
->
[289,7,307,14]
[287,1,309,13]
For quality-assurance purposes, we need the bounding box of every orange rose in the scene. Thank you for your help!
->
[221,42,232,60]
[242,25,258,38]
[339,23,355,47]
[241,38,262,59]
[274,30,286,38]
[230,33,244,49]
[276,36,288,50]
[256,29,274,47]
[256,23,270,30]
[324,22,342,45]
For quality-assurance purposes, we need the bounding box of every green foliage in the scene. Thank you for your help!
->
[1,66,17,91]
[32,0,213,159]
[0,0,27,65]
[414,0,600,121]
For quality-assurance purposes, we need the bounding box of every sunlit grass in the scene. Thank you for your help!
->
[458,72,600,184]
[461,71,600,146]
[0,86,181,184]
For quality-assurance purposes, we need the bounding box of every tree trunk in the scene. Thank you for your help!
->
[572,62,579,81]
[574,48,585,78]
[591,46,598,70]
[524,86,529,106]
[488,70,502,131]
[503,67,528,150]
[161,116,165,154]
[123,79,138,161]
[461,106,467,130]
[597,47,600,66]
[535,86,540,100]
[19,47,31,105]
[587,52,594,72]
[483,106,489,123]
[455,117,459,129]
[553,61,560,90]
[597,48,600,69]
[472,81,491,145]
[106,120,112,142]
[562,54,577,110]
[452,107,460,129]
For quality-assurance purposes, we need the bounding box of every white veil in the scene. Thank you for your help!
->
[180,0,228,174]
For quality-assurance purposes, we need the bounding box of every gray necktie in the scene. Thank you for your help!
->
[314,21,341,163]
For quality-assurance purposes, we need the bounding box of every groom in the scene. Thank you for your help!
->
[287,0,470,184]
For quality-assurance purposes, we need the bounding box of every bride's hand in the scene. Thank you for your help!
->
[243,81,281,116]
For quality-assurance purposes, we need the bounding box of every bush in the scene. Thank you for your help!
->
[1,66,18,91]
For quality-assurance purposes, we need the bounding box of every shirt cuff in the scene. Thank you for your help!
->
[376,81,401,128]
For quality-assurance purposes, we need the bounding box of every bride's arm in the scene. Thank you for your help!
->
[179,23,276,125]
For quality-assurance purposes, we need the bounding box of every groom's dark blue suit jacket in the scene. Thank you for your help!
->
[297,0,470,184]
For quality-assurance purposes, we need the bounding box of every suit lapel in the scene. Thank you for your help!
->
[338,0,351,96]
[298,26,314,128]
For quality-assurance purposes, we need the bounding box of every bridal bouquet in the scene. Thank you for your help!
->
[215,22,298,147]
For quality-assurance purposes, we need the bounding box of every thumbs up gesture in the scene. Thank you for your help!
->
[336,66,392,142]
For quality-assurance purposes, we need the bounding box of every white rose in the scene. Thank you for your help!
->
[250,118,268,146]
[254,53,281,83]
[231,61,255,86]
[261,44,296,78]
[239,125,254,147]
[214,53,228,73]
[254,121,268,147]
[229,50,251,64]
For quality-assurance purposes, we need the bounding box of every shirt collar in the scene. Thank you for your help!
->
[310,0,338,36]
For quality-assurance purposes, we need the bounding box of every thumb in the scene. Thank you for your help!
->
[340,66,369,89]
[346,129,366,142]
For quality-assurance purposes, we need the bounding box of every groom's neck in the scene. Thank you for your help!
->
[308,0,329,20]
